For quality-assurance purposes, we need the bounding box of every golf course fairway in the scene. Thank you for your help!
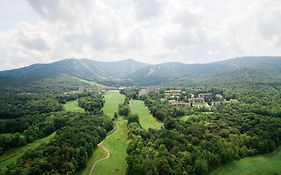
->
[63,99,85,113]
[210,146,281,175]
[78,91,128,175]
[102,91,125,118]
[89,119,128,175]
[129,99,163,130]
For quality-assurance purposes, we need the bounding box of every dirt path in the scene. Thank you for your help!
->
[88,119,120,175]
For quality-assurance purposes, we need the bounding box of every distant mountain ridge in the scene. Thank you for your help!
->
[127,56,281,86]
[0,58,150,82]
[1,56,281,87]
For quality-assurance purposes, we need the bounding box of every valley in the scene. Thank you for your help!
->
[1,56,281,90]
[1,0,280,174]
[1,57,281,175]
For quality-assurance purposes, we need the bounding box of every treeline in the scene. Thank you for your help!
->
[0,93,62,119]
[227,88,281,118]
[0,114,48,133]
[0,90,113,174]
[118,97,130,117]
[1,113,113,175]
[0,112,71,155]
[126,111,281,175]
[0,90,101,120]
[144,94,192,121]
[56,91,92,104]
[78,93,104,114]
[120,88,139,99]
[120,89,192,121]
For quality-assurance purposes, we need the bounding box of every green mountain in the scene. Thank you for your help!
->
[0,58,149,81]
[0,58,149,91]
[1,56,281,89]
[127,56,281,86]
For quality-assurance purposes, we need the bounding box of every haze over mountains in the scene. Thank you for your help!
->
[1,56,281,87]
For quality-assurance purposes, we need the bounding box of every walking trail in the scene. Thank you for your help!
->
[88,119,120,175]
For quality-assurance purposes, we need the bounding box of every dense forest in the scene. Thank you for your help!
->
[124,86,281,175]
[1,82,281,174]
[3,113,113,174]
[0,91,113,174]
[78,93,104,114]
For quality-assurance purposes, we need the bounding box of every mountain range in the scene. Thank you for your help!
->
[1,56,281,88]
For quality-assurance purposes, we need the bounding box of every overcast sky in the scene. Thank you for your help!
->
[0,0,280,70]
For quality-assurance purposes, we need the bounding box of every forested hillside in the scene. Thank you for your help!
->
[1,57,281,89]
[127,57,281,86]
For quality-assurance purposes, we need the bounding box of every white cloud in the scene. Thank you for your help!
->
[133,0,163,20]
[0,0,280,70]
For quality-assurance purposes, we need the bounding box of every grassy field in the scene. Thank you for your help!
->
[78,119,128,175]
[129,100,163,130]
[78,91,128,175]
[0,132,56,169]
[91,119,128,175]
[210,146,281,175]
[102,91,125,118]
[180,112,214,122]
[63,99,85,113]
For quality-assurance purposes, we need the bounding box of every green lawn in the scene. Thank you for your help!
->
[78,91,128,175]
[63,99,85,113]
[78,119,128,175]
[129,100,163,130]
[92,119,128,175]
[0,132,56,169]
[210,146,281,175]
[102,91,125,118]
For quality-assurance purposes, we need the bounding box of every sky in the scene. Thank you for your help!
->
[0,0,281,70]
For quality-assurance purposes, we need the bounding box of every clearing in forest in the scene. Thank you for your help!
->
[210,146,281,175]
[180,112,214,121]
[63,99,85,113]
[129,99,163,130]
[102,91,125,118]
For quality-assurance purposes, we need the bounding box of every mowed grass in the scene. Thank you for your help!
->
[129,100,163,130]
[78,91,127,175]
[102,91,125,118]
[91,119,128,175]
[210,146,281,175]
[76,145,108,175]
[63,99,85,113]
[0,132,56,169]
